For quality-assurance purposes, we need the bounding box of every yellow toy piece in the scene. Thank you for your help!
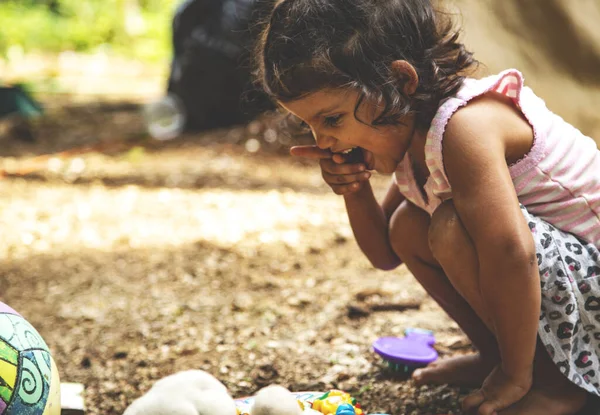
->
[311,390,363,415]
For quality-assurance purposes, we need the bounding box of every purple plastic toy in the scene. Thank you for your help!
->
[372,328,438,373]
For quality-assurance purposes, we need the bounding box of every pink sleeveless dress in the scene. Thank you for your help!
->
[394,69,600,395]
[394,69,600,250]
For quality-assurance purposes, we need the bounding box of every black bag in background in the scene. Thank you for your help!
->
[167,0,274,132]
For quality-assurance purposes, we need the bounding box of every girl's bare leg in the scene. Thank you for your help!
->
[428,201,587,415]
[389,201,499,386]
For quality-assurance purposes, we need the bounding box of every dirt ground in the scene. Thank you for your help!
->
[0,101,476,415]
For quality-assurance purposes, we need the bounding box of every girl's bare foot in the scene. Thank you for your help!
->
[462,364,533,414]
[412,353,497,387]
[500,343,589,415]
[499,385,587,415]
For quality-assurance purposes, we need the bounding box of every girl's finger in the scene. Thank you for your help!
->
[477,401,499,415]
[462,389,485,412]
[362,148,375,170]
[320,159,367,175]
[331,148,365,165]
[332,153,346,164]
[331,181,364,195]
[290,145,332,160]
[323,171,371,185]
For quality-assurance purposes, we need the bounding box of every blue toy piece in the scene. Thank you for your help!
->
[335,403,356,415]
[372,328,438,373]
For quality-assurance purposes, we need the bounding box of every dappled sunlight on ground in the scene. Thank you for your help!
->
[0,180,353,256]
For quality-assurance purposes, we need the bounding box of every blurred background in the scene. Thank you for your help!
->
[0,1,598,415]
[458,0,600,140]
[1,0,598,161]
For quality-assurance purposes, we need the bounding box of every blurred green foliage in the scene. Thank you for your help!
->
[0,0,179,62]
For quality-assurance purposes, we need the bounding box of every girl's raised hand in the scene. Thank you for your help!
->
[290,145,371,195]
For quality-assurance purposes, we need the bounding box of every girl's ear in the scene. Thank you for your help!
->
[390,60,419,95]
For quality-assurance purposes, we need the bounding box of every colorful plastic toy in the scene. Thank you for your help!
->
[335,403,356,415]
[235,390,365,415]
[311,390,363,415]
[0,302,61,414]
[372,328,438,373]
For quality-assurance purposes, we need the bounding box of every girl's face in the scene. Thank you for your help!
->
[280,88,416,174]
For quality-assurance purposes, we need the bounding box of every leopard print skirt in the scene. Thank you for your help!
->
[523,205,600,396]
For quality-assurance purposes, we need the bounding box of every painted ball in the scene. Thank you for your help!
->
[0,302,60,415]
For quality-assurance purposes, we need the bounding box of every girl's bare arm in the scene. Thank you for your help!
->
[290,144,404,270]
[443,95,540,381]
[344,181,405,270]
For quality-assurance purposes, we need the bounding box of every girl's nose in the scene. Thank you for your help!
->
[314,132,337,150]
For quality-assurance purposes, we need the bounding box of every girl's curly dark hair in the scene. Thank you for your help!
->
[255,0,477,129]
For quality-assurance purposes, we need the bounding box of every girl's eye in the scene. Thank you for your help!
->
[324,115,343,127]
[287,114,311,134]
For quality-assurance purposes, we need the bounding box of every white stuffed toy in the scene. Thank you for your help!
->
[250,385,304,415]
[123,370,237,415]
[123,370,323,415]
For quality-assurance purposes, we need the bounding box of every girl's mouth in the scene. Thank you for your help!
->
[342,147,363,164]
[340,147,374,170]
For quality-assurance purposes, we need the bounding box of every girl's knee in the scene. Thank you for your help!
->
[389,201,433,262]
[428,200,464,262]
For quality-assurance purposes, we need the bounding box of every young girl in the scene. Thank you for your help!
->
[257,0,600,414]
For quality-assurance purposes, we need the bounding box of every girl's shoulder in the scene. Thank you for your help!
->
[423,68,538,198]
[427,69,534,163]
[434,69,526,124]
[443,90,534,165]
